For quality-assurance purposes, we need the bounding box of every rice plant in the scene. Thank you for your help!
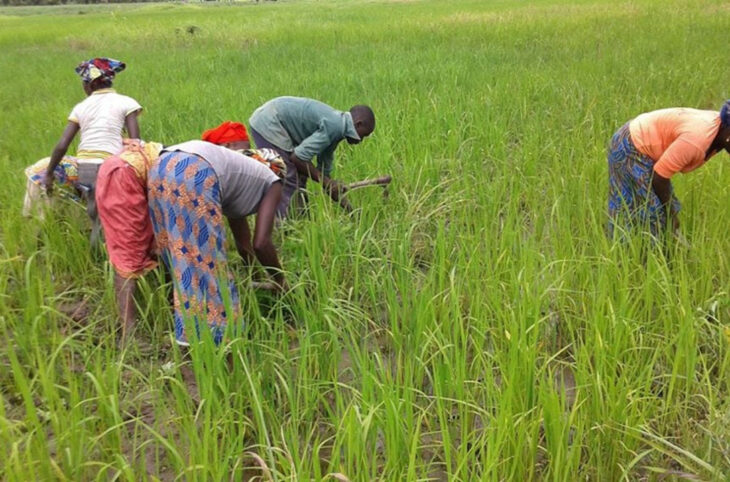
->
[1,0,729,480]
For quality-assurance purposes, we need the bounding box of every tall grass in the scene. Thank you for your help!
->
[1,0,730,479]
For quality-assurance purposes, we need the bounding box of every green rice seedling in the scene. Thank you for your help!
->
[2,0,730,479]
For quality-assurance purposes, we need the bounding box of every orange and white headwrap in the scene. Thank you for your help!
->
[237,148,287,179]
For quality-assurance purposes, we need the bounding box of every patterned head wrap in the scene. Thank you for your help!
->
[75,58,126,83]
[202,121,249,144]
[721,100,730,128]
[237,148,287,180]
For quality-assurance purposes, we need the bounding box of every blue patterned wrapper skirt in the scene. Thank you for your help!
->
[148,151,241,345]
[607,123,680,239]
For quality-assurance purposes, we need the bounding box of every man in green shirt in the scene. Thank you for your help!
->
[249,96,375,217]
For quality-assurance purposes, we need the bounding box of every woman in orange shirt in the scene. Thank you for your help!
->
[608,101,730,239]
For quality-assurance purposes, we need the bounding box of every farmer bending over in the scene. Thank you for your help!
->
[248,96,375,217]
[607,100,730,239]
[24,58,142,218]
[95,139,162,342]
[148,132,287,346]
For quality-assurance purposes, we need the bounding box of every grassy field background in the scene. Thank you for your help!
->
[1,0,730,479]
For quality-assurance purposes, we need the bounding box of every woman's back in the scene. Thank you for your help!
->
[70,88,141,157]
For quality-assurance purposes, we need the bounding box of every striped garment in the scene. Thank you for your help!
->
[607,123,681,239]
[148,151,242,345]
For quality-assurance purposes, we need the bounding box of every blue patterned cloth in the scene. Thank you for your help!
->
[25,156,81,201]
[607,123,680,239]
[148,151,241,345]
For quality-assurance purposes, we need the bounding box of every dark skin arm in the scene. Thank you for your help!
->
[228,217,256,266]
[43,121,80,194]
[289,153,353,212]
[125,111,140,139]
[43,110,140,193]
[253,182,286,287]
[230,182,287,290]
[708,126,730,156]
[651,171,679,233]
[290,152,322,182]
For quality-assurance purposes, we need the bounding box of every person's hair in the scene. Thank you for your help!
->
[350,104,375,131]
[721,99,730,128]
[86,77,113,92]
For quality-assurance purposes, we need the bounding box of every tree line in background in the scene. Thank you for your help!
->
[3,0,152,5]
[1,0,275,6]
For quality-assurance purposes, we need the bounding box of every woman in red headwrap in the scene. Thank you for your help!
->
[202,121,250,149]
[202,121,287,178]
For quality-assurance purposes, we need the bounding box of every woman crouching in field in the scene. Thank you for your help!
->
[95,139,163,341]
[148,133,286,346]
[608,101,730,239]
[24,58,142,219]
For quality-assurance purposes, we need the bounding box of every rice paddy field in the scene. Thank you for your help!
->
[1,0,730,479]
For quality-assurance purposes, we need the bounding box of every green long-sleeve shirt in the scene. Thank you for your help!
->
[249,96,360,177]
